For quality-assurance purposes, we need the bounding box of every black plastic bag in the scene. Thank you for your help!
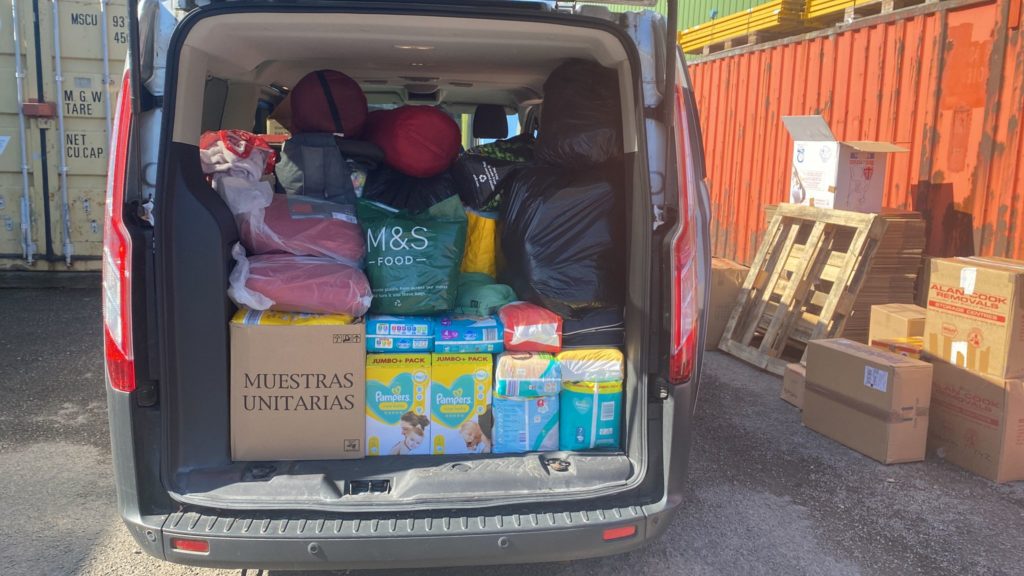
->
[454,134,537,211]
[499,165,625,319]
[363,166,457,214]
[562,308,625,348]
[452,154,521,211]
[534,60,622,169]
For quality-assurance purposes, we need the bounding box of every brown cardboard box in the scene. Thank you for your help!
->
[781,362,805,409]
[708,258,749,349]
[804,339,932,464]
[926,356,1024,483]
[869,303,926,345]
[870,336,924,360]
[924,257,1024,379]
[230,320,366,461]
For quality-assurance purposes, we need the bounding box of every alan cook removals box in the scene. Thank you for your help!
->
[230,318,366,461]
[782,115,907,213]
[924,257,1024,379]
[804,339,932,464]
[927,356,1024,483]
[707,258,749,349]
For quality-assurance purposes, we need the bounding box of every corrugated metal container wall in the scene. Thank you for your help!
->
[0,0,126,271]
[602,1,765,30]
[688,0,1024,265]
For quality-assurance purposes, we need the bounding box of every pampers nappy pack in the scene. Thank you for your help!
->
[492,394,559,453]
[430,354,493,454]
[494,352,561,398]
[558,349,624,451]
[365,354,431,456]
[492,352,561,453]
[366,316,434,353]
[433,315,503,353]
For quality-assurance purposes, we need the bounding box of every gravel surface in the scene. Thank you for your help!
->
[1,288,1021,576]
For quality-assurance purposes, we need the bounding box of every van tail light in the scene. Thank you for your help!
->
[103,70,135,393]
[170,537,210,554]
[602,524,638,541]
[669,82,700,385]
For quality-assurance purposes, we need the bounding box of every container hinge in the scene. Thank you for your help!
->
[554,1,577,13]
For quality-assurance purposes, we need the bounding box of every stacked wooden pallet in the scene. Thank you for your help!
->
[678,0,806,53]
[804,0,940,23]
[761,206,926,345]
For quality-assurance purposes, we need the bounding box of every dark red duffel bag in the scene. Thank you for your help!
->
[365,106,461,178]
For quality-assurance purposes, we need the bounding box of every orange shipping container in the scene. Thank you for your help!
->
[688,0,1024,265]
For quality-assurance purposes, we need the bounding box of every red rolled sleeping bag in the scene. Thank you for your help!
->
[365,106,461,178]
[289,69,369,137]
[234,252,373,317]
[239,194,365,266]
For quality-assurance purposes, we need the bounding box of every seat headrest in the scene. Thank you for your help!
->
[472,105,509,140]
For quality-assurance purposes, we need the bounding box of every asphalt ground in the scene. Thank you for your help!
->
[1,287,1021,576]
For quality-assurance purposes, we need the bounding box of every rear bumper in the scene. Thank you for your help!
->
[114,379,694,569]
[149,499,677,570]
[114,370,694,570]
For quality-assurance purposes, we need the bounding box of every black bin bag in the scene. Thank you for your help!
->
[534,59,622,169]
[363,167,457,214]
[499,166,625,319]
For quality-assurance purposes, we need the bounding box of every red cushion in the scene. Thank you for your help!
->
[239,195,365,266]
[244,254,372,317]
[366,106,461,178]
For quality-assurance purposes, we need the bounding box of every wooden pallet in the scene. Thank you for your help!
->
[805,0,942,24]
[718,205,888,375]
[700,30,795,56]
[761,206,926,344]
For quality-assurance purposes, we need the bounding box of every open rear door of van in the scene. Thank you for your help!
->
[599,1,710,406]
[106,0,180,404]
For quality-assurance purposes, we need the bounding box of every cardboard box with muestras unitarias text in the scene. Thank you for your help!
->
[229,311,366,461]
[782,115,908,213]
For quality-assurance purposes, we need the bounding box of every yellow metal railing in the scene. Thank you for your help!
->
[678,0,806,53]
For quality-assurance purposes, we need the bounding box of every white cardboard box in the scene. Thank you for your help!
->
[782,115,907,213]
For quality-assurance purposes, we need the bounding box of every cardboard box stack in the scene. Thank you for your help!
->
[707,258,750,350]
[922,257,1024,483]
[804,339,932,464]
[840,213,927,343]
